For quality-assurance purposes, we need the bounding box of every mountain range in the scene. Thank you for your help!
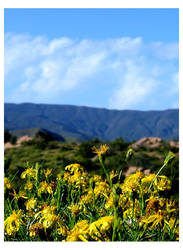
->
[4,103,179,142]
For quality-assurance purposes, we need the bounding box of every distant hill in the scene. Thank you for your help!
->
[4,103,179,141]
[10,127,65,142]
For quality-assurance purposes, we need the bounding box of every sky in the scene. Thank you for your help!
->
[4,8,179,110]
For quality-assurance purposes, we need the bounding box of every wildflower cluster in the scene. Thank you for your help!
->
[4,146,179,241]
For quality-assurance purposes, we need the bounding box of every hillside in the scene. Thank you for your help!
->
[4,103,179,141]
[10,127,65,141]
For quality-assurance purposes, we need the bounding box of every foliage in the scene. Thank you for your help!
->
[4,129,17,144]
[4,145,179,241]
[76,138,101,158]
[4,138,179,190]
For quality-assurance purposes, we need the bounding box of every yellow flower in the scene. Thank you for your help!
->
[9,189,28,200]
[94,181,110,198]
[42,214,58,229]
[75,177,88,187]
[4,177,12,190]
[66,220,89,241]
[166,217,178,231]
[68,204,80,216]
[165,217,179,239]
[154,175,171,191]
[44,168,52,178]
[25,197,37,211]
[35,205,56,218]
[118,193,129,208]
[29,222,43,237]
[21,168,36,179]
[79,191,93,206]
[122,171,144,193]
[63,172,70,182]
[24,182,33,191]
[142,209,165,230]
[19,191,28,199]
[93,174,102,183]
[98,208,106,217]
[141,174,156,193]
[4,210,24,236]
[165,199,177,214]
[57,173,61,180]
[110,170,118,179]
[105,194,114,210]
[92,144,109,156]
[69,172,82,184]
[35,205,58,230]
[38,181,53,195]
[65,163,84,174]
[64,170,88,187]
[89,216,114,241]
[123,199,141,219]
[57,223,68,236]
[145,196,165,214]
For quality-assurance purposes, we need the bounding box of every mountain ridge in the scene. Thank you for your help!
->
[4,103,179,142]
[5,102,178,112]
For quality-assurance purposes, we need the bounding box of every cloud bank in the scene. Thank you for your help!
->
[4,33,179,110]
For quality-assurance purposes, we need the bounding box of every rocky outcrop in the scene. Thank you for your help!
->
[123,165,151,176]
[131,137,163,150]
[4,135,32,150]
[17,135,32,144]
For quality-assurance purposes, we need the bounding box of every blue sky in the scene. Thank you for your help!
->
[4,8,179,110]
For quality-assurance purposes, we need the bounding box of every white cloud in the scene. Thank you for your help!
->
[149,41,179,60]
[4,33,179,110]
[108,60,158,109]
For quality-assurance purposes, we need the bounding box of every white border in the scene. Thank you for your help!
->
[1,1,182,250]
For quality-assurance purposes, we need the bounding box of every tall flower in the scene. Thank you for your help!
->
[4,210,24,235]
[92,144,109,156]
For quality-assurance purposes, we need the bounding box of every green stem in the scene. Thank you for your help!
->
[56,178,62,212]
[148,151,175,193]
[99,155,112,188]
[35,163,40,192]
[7,197,13,213]
[112,207,118,241]
[98,154,118,241]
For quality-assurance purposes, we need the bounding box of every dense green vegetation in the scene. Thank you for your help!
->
[4,129,17,144]
[5,103,179,141]
[4,135,179,199]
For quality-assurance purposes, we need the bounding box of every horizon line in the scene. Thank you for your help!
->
[4,102,179,113]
